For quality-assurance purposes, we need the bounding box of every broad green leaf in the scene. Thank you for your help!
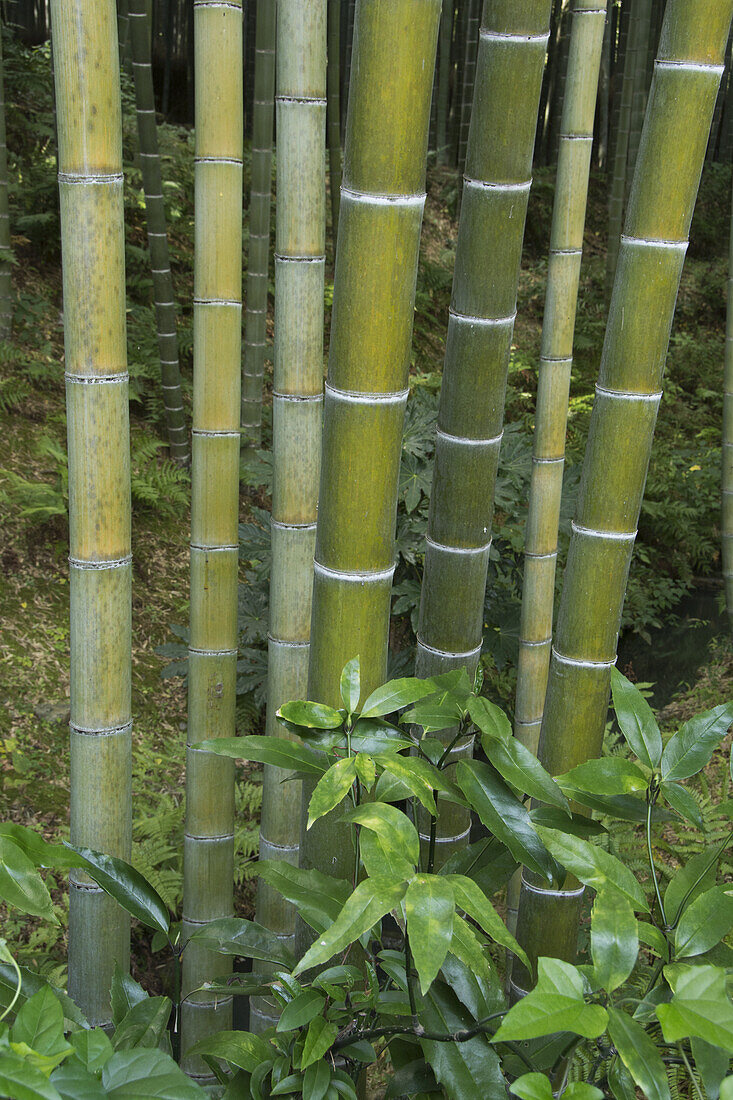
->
[278,702,344,729]
[195,978,272,998]
[51,1060,106,1100]
[661,781,703,828]
[8,1040,72,1077]
[360,678,438,718]
[340,657,361,715]
[101,1048,207,1097]
[632,983,671,1026]
[384,1059,438,1100]
[112,997,171,1051]
[636,922,669,961]
[403,694,464,733]
[440,837,518,898]
[440,950,504,1022]
[674,885,733,958]
[0,836,57,921]
[445,874,530,974]
[493,959,608,1042]
[691,1037,730,1100]
[185,1031,272,1073]
[185,916,295,968]
[664,848,719,925]
[607,1007,671,1100]
[722,1080,733,1100]
[530,807,605,839]
[661,701,733,782]
[70,1029,114,1073]
[405,876,455,994]
[556,758,648,797]
[308,757,357,828]
[67,847,169,935]
[256,861,351,933]
[12,986,68,1058]
[342,802,419,867]
[564,1088,604,1100]
[510,1073,553,1100]
[590,891,638,993]
[0,825,85,871]
[303,1060,331,1099]
[482,736,570,814]
[608,1057,638,1100]
[554,787,660,822]
[448,915,495,985]
[0,964,87,1032]
[277,990,325,1033]
[657,964,733,1052]
[270,1074,304,1096]
[300,1017,337,1071]
[193,735,328,776]
[610,668,662,769]
[360,829,415,882]
[0,1052,63,1099]
[456,760,554,884]
[110,965,147,1029]
[348,719,413,754]
[467,696,512,744]
[419,982,505,1100]
[354,753,375,790]
[534,826,649,912]
[294,877,408,975]
[375,753,438,816]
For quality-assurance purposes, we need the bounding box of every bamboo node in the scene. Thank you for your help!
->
[340,185,425,207]
[68,555,132,570]
[449,307,516,327]
[416,636,483,662]
[463,177,531,193]
[435,426,502,447]
[58,172,123,186]
[594,383,663,402]
[425,535,491,556]
[571,522,636,541]
[479,31,550,45]
[313,560,395,583]
[551,647,615,670]
[325,382,408,404]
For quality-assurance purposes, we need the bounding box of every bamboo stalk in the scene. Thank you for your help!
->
[605,0,637,295]
[327,0,341,241]
[436,0,453,165]
[513,0,733,996]
[0,25,12,339]
[457,0,480,177]
[51,0,132,1027]
[181,0,243,1077]
[128,0,190,466]
[251,0,326,1032]
[240,0,276,454]
[724,174,733,629]
[625,0,651,190]
[300,0,441,895]
[415,0,552,870]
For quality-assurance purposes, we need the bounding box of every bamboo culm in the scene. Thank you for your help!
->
[181,0,243,1077]
[415,0,552,871]
[241,0,276,454]
[252,0,326,1032]
[513,0,733,996]
[723,173,733,629]
[51,0,132,1027]
[299,0,441,905]
[457,0,480,177]
[128,0,189,466]
[436,0,453,165]
[0,26,12,338]
[327,0,341,241]
[625,0,652,195]
[605,0,637,295]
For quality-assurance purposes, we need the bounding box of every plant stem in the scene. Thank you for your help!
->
[678,1042,705,1100]
[670,827,733,928]
[332,1009,508,1051]
[404,932,418,1025]
[646,785,667,928]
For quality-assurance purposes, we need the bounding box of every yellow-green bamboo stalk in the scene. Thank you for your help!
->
[724,174,733,630]
[457,0,480,176]
[0,26,12,339]
[51,0,132,1027]
[240,0,276,453]
[436,0,454,165]
[181,0,242,1077]
[626,0,652,192]
[128,0,189,466]
[327,0,341,240]
[300,0,441,893]
[251,0,326,1032]
[606,0,639,296]
[415,0,551,871]
[513,0,733,996]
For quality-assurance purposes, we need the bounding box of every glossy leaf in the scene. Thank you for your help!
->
[403,694,464,733]
[110,965,147,1029]
[556,758,648,797]
[664,848,719,925]
[534,826,649,912]
[565,1088,604,1100]
[278,701,344,729]
[112,997,171,1051]
[354,754,376,791]
[360,829,415,882]
[51,1060,106,1100]
[446,874,530,974]
[384,1059,439,1099]
[348,719,413,754]
[448,914,495,985]
[342,802,419,867]
[674,885,733,958]
[0,836,56,922]
[257,861,350,934]
[300,1017,338,1071]
[308,758,357,828]
[661,702,733,782]
[0,1053,63,1100]
[405,876,455,993]
[610,669,662,769]
[375,753,438,816]
[456,761,554,883]
[360,677,438,719]
[277,990,325,1033]
[67,846,169,935]
[493,958,608,1042]
[101,1048,208,1097]
[467,696,512,744]
[510,1073,553,1100]
[554,787,659,823]
[0,964,87,1032]
[340,657,361,715]
[636,922,669,961]
[661,781,703,828]
[185,1031,272,1074]
[0,824,85,871]
[590,891,638,993]
[691,1036,730,1100]
[607,1007,671,1100]
[607,1057,637,1100]
[722,1080,733,1100]
[185,916,295,968]
[419,982,505,1100]
[70,1029,114,1073]
[530,807,605,839]
[12,986,68,1058]
[193,735,328,776]
[657,964,733,1052]
[482,736,570,814]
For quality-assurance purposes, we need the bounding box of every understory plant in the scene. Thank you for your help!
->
[1,665,732,1098]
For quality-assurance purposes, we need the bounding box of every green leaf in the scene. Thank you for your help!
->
[360,829,415,882]
[101,1048,208,1097]
[300,1017,337,1071]
[556,758,648,797]
[610,668,662,769]
[308,758,357,828]
[12,986,68,1058]
[456,760,554,884]
[0,1052,63,1100]
[607,1006,671,1100]
[657,964,733,1052]
[66,846,169,935]
[608,1057,639,1100]
[405,876,455,994]
[440,948,504,1022]
[564,1088,604,1100]
[51,1060,106,1100]
[553,787,659,822]
[691,1036,730,1100]
[660,781,704,828]
[112,998,171,1051]
[0,836,57,922]
[419,982,505,1099]
[509,1073,553,1100]
[0,824,85,871]
[270,1073,303,1095]
[482,736,570,814]
[360,677,438,718]
[403,695,464,733]
[529,807,605,839]
[340,657,361,715]
[384,1059,438,1100]
[664,848,719,925]
[375,753,438,816]
[294,877,408,976]
[256,861,351,935]
[342,802,419,867]
[467,696,512,743]
[278,702,344,729]
[493,959,608,1042]
[185,1031,273,1073]
[674,885,733,959]
[348,719,413,754]
[722,1079,733,1100]
[354,754,375,790]
[185,916,295,968]
[448,915,496,986]
[70,1029,114,1073]
[636,922,669,961]
[661,701,733,782]
[110,965,147,1029]
[445,874,530,974]
[0,965,87,1032]
[534,826,649,912]
[590,891,638,993]
[193,736,328,776]
[277,990,325,1033]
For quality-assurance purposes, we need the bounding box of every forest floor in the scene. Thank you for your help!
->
[0,81,732,1092]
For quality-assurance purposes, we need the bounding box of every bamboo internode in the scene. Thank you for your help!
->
[724,176,733,629]
[0,28,12,339]
[51,0,132,1027]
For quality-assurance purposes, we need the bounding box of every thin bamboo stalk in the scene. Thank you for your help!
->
[415,0,552,870]
[128,0,189,466]
[436,0,453,164]
[597,6,610,171]
[181,0,242,1077]
[547,0,572,164]
[51,0,132,1027]
[625,0,651,189]
[0,26,12,339]
[300,0,441,894]
[251,0,326,1032]
[327,0,341,241]
[118,0,130,71]
[724,175,733,628]
[605,0,636,296]
[240,0,276,454]
[341,0,355,137]
[513,0,733,996]
[457,0,480,176]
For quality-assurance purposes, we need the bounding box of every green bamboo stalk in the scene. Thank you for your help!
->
[117,0,130,71]
[415,0,552,870]
[457,0,480,176]
[240,0,276,454]
[181,0,242,1076]
[513,0,733,997]
[436,0,453,164]
[251,0,326,1032]
[605,0,636,295]
[51,0,132,1027]
[341,0,355,136]
[597,6,610,170]
[625,0,651,189]
[327,0,341,241]
[547,0,572,164]
[128,0,190,466]
[0,25,12,339]
[724,175,733,629]
[300,0,441,893]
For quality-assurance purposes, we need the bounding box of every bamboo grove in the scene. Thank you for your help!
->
[26,0,733,1082]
